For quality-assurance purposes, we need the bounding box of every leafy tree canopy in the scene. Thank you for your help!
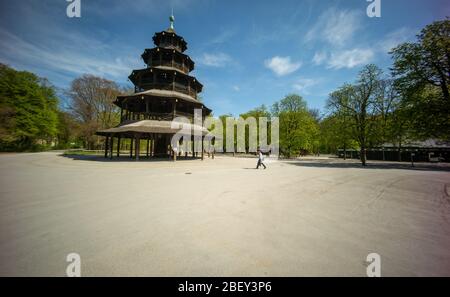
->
[0,64,59,151]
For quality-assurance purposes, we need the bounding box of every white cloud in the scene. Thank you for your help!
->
[264,56,302,76]
[292,78,318,94]
[87,0,200,18]
[197,53,232,67]
[0,28,140,83]
[207,28,237,45]
[327,49,374,69]
[305,8,362,46]
[312,51,327,65]
[232,85,240,91]
[378,27,415,53]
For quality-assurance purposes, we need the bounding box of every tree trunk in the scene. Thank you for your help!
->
[343,143,347,160]
[360,147,367,166]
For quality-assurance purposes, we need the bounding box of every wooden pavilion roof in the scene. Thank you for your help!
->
[114,89,211,114]
[96,120,214,138]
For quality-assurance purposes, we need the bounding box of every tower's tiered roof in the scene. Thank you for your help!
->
[114,14,209,112]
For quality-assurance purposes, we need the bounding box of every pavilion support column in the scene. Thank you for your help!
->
[104,136,109,158]
[212,137,216,159]
[173,148,177,161]
[207,140,210,158]
[151,134,155,157]
[172,136,177,162]
[135,135,140,161]
[130,138,134,159]
[191,135,195,158]
[109,136,114,159]
[117,137,121,157]
[168,135,171,160]
[201,136,204,160]
[146,138,150,157]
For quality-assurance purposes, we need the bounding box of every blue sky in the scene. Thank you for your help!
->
[0,0,448,116]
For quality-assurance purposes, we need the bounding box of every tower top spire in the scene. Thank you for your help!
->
[169,9,175,31]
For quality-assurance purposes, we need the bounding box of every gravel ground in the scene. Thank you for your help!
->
[0,152,449,276]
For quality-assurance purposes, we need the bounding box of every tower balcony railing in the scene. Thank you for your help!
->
[137,83,198,99]
[121,111,196,123]
[150,59,190,73]
[157,42,182,52]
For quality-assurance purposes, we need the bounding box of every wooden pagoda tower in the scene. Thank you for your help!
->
[97,14,212,160]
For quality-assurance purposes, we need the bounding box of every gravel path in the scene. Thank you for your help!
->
[1,152,449,276]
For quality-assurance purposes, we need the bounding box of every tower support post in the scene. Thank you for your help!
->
[117,137,121,157]
[104,136,109,158]
[109,136,114,159]
[135,135,140,161]
[130,138,134,159]
[201,136,204,160]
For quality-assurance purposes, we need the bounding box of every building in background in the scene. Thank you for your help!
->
[338,139,450,162]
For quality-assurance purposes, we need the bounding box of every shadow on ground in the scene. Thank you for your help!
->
[284,160,450,172]
[60,154,202,162]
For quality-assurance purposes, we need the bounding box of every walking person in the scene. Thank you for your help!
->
[256,149,267,169]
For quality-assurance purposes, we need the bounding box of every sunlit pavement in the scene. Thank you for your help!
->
[1,152,449,276]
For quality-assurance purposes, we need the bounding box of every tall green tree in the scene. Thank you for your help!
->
[239,105,271,153]
[319,113,356,157]
[372,79,399,160]
[217,113,233,153]
[387,100,413,161]
[328,65,382,166]
[67,74,121,150]
[391,19,450,139]
[0,64,59,151]
[56,110,83,149]
[272,94,319,158]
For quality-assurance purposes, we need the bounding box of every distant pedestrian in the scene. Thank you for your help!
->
[256,149,266,169]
